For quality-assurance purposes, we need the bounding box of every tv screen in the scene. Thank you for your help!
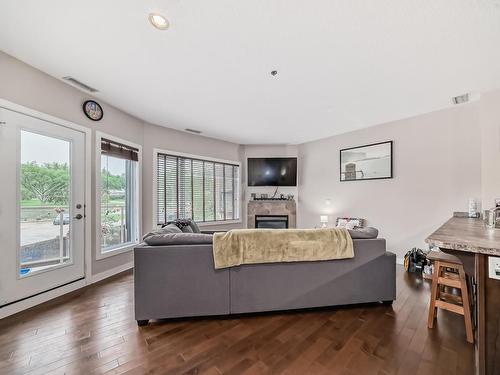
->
[247,158,297,186]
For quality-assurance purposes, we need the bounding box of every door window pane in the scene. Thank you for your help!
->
[20,131,71,276]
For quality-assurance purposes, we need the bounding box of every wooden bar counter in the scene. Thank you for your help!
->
[426,217,500,375]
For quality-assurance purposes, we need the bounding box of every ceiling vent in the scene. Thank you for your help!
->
[452,92,480,105]
[452,93,469,105]
[62,76,99,93]
[185,128,202,134]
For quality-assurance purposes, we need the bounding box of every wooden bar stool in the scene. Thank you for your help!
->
[427,250,473,343]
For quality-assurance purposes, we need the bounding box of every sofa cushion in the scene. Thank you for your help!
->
[143,232,213,246]
[165,219,201,233]
[160,224,183,234]
[348,227,379,239]
[181,225,194,233]
[189,221,201,233]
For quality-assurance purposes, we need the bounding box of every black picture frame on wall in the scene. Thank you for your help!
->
[340,140,393,182]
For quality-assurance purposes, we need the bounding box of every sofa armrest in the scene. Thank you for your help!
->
[134,244,230,321]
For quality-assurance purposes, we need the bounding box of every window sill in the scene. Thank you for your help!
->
[96,242,138,260]
[197,220,242,227]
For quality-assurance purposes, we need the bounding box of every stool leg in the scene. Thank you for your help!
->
[428,261,440,329]
[458,266,474,344]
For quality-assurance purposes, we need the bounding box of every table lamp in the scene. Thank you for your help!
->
[320,215,328,228]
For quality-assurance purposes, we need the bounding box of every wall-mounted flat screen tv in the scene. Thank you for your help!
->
[247,157,297,186]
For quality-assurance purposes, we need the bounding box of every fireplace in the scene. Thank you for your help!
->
[247,200,296,229]
[255,215,289,229]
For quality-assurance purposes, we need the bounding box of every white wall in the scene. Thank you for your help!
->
[142,124,242,233]
[241,145,298,227]
[479,90,500,209]
[298,102,483,260]
[2,48,499,272]
[0,51,243,276]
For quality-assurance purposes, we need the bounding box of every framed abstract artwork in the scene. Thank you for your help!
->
[340,141,393,181]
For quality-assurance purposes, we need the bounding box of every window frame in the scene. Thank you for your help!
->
[96,132,142,260]
[153,148,241,228]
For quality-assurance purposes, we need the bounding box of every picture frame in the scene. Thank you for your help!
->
[340,141,393,182]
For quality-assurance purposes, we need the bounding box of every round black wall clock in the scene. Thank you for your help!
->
[83,100,103,121]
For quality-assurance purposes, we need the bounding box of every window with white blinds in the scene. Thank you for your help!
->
[156,153,240,225]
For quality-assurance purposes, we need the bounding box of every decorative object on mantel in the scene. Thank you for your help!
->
[82,100,103,121]
[253,196,294,201]
[320,215,328,228]
[340,141,393,181]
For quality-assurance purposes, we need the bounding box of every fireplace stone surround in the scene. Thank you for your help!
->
[247,200,297,229]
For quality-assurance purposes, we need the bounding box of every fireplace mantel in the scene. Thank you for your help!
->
[247,200,296,229]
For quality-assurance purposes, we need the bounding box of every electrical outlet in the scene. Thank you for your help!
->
[488,256,500,280]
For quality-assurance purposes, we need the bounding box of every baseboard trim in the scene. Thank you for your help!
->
[0,279,87,319]
[0,262,134,320]
[91,261,134,284]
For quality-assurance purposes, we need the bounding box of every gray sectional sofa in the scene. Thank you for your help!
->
[134,230,396,326]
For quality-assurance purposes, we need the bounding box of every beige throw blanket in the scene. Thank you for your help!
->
[213,228,354,269]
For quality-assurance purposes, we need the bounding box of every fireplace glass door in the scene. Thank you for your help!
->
[255,215,289,229]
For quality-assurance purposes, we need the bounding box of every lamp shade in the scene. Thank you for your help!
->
[320,215,329,223]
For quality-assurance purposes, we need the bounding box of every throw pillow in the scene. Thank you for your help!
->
[160,224,183,233]
[348,227,379,239]
[165,219,201,233]
[143,232,213,246]
[189,221,201,233]
[336,217,365,228]
[181,225,194,233]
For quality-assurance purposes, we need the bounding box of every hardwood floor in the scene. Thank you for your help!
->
[0,267,474,375]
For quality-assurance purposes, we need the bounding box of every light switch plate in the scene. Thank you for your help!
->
[488,256,500,280]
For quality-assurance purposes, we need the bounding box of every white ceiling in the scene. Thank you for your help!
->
[1,1,500,145]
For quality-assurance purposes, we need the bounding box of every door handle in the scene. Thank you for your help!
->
[74,214,83,220]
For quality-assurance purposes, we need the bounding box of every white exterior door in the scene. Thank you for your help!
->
[0,107,86,307]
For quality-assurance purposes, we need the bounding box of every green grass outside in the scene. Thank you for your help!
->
[21,199,59,207]
[21,198,125,207]
[20,198,125,222]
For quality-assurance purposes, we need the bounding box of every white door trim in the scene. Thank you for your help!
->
[0,99,93,310]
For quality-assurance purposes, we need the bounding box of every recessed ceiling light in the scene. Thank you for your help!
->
[271,70,278,76]
[149,13,169,30]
